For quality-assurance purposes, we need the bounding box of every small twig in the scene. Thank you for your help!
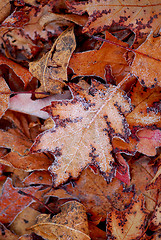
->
[18,190,55,215]
[0,91,50,95]
[92,36,161,62]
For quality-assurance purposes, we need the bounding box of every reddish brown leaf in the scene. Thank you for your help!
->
[137,129,161,156]
[0,77,10,118]
[0,178,40,224]
[67,0,161,44]
[0,222,18,240]
[131,33,161,88]
[69,31,130,83]
[30,80,132,186]
[23,171,53,186]
[106,195,148,240]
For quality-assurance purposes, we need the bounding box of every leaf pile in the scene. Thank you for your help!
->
[0,1,160,240]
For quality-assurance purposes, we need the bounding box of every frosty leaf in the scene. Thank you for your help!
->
[67,0,161,43]
[31,80,132,187]
[69,31,130,83]
[29,26,76,94]
[131,33,161,88]
[0,178,40,224]
[30,201,90,240]
[106,195,148,240]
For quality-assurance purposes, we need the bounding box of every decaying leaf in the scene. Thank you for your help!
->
[69,31,130,83]
[137,129,161,156]
[67,0,161,43]
[46,167,135,220]
[131,33,161,88]
[23,171,53,186]
[30,80,132,186]
[30,201,90,240]
[106,195,148,240]
[0,178,39,224]
[29,26,76,94]
[0,222,18,240]
[0,76,10,118]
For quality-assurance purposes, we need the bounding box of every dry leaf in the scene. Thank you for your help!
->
[131,33,161,88]
[0,222,18,240]
[106,194,148,240]
[46,167,135,220]
[67,0,161,43]
[0,0,11,23]
[30,201,90,240]
[23,171,53,186]
[0,76,10,118]
[30,80,132,186]
[0,178,40,224]
[137,129,161,156]
[69,31,130,83]
[29,26,76,94]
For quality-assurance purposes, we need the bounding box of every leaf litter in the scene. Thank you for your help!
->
[0,1,160,239]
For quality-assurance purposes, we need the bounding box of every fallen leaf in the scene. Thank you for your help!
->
[126,80,161,129]
[115,153,130,185]
[9,207,40,236]
[150,202,161,230]
[30,80,132,186]
[0,177,39,224]
[0,0,11,23]
[0,76,10,118]
[23,171,53,186]
[67,0,161,43]
[30,201,90,240]
[9,90,71,119]
[0,222,18,240]
[88,222,106,240]
[137,129,161,156]
[46,167,135,220]
[69,31,130,83]
[0,54,33,89]
[131,33,161,88]
[106,194,148,240]
[29,26,76,95]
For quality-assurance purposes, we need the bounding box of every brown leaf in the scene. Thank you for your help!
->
[23,171,53,186]
[29,26,76,94]
[131,33,161,88]
[0,0,11,23]
[137,129,161,156]
[69,31,130,83]
[0,76,10,118]
[106,195,148,240]
[88,222,106,240]
[67,0,161,43]
[126,80,161,129]
[30,201,90,240]
[0,222,18,240]
[46,167,135,220]
[0,177,40,224]
[30,80,132,186]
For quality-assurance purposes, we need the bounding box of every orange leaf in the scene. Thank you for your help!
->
[0,77,10,118]
[69,31,130,83]
[30,80,132,186]
[131,33,161,88]
[0,178,40,224]
[106,195,148,240]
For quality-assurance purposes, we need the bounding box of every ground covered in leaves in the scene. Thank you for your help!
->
[0,0,161,239]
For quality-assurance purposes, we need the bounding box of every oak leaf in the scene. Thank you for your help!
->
[0,178,40,224]
[29,27,76,94]
[69,31,130,83]
[30,201,90,240]
[131,33,161,88]
[67,0,161,43]
[30,80,132,186]
[106,195,148,240]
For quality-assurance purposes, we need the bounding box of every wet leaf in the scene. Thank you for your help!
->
[69,31,130,83]
[30,201,90,240]
[29,26,76,94]
[106,195,148,240]
[30,80,132,186]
